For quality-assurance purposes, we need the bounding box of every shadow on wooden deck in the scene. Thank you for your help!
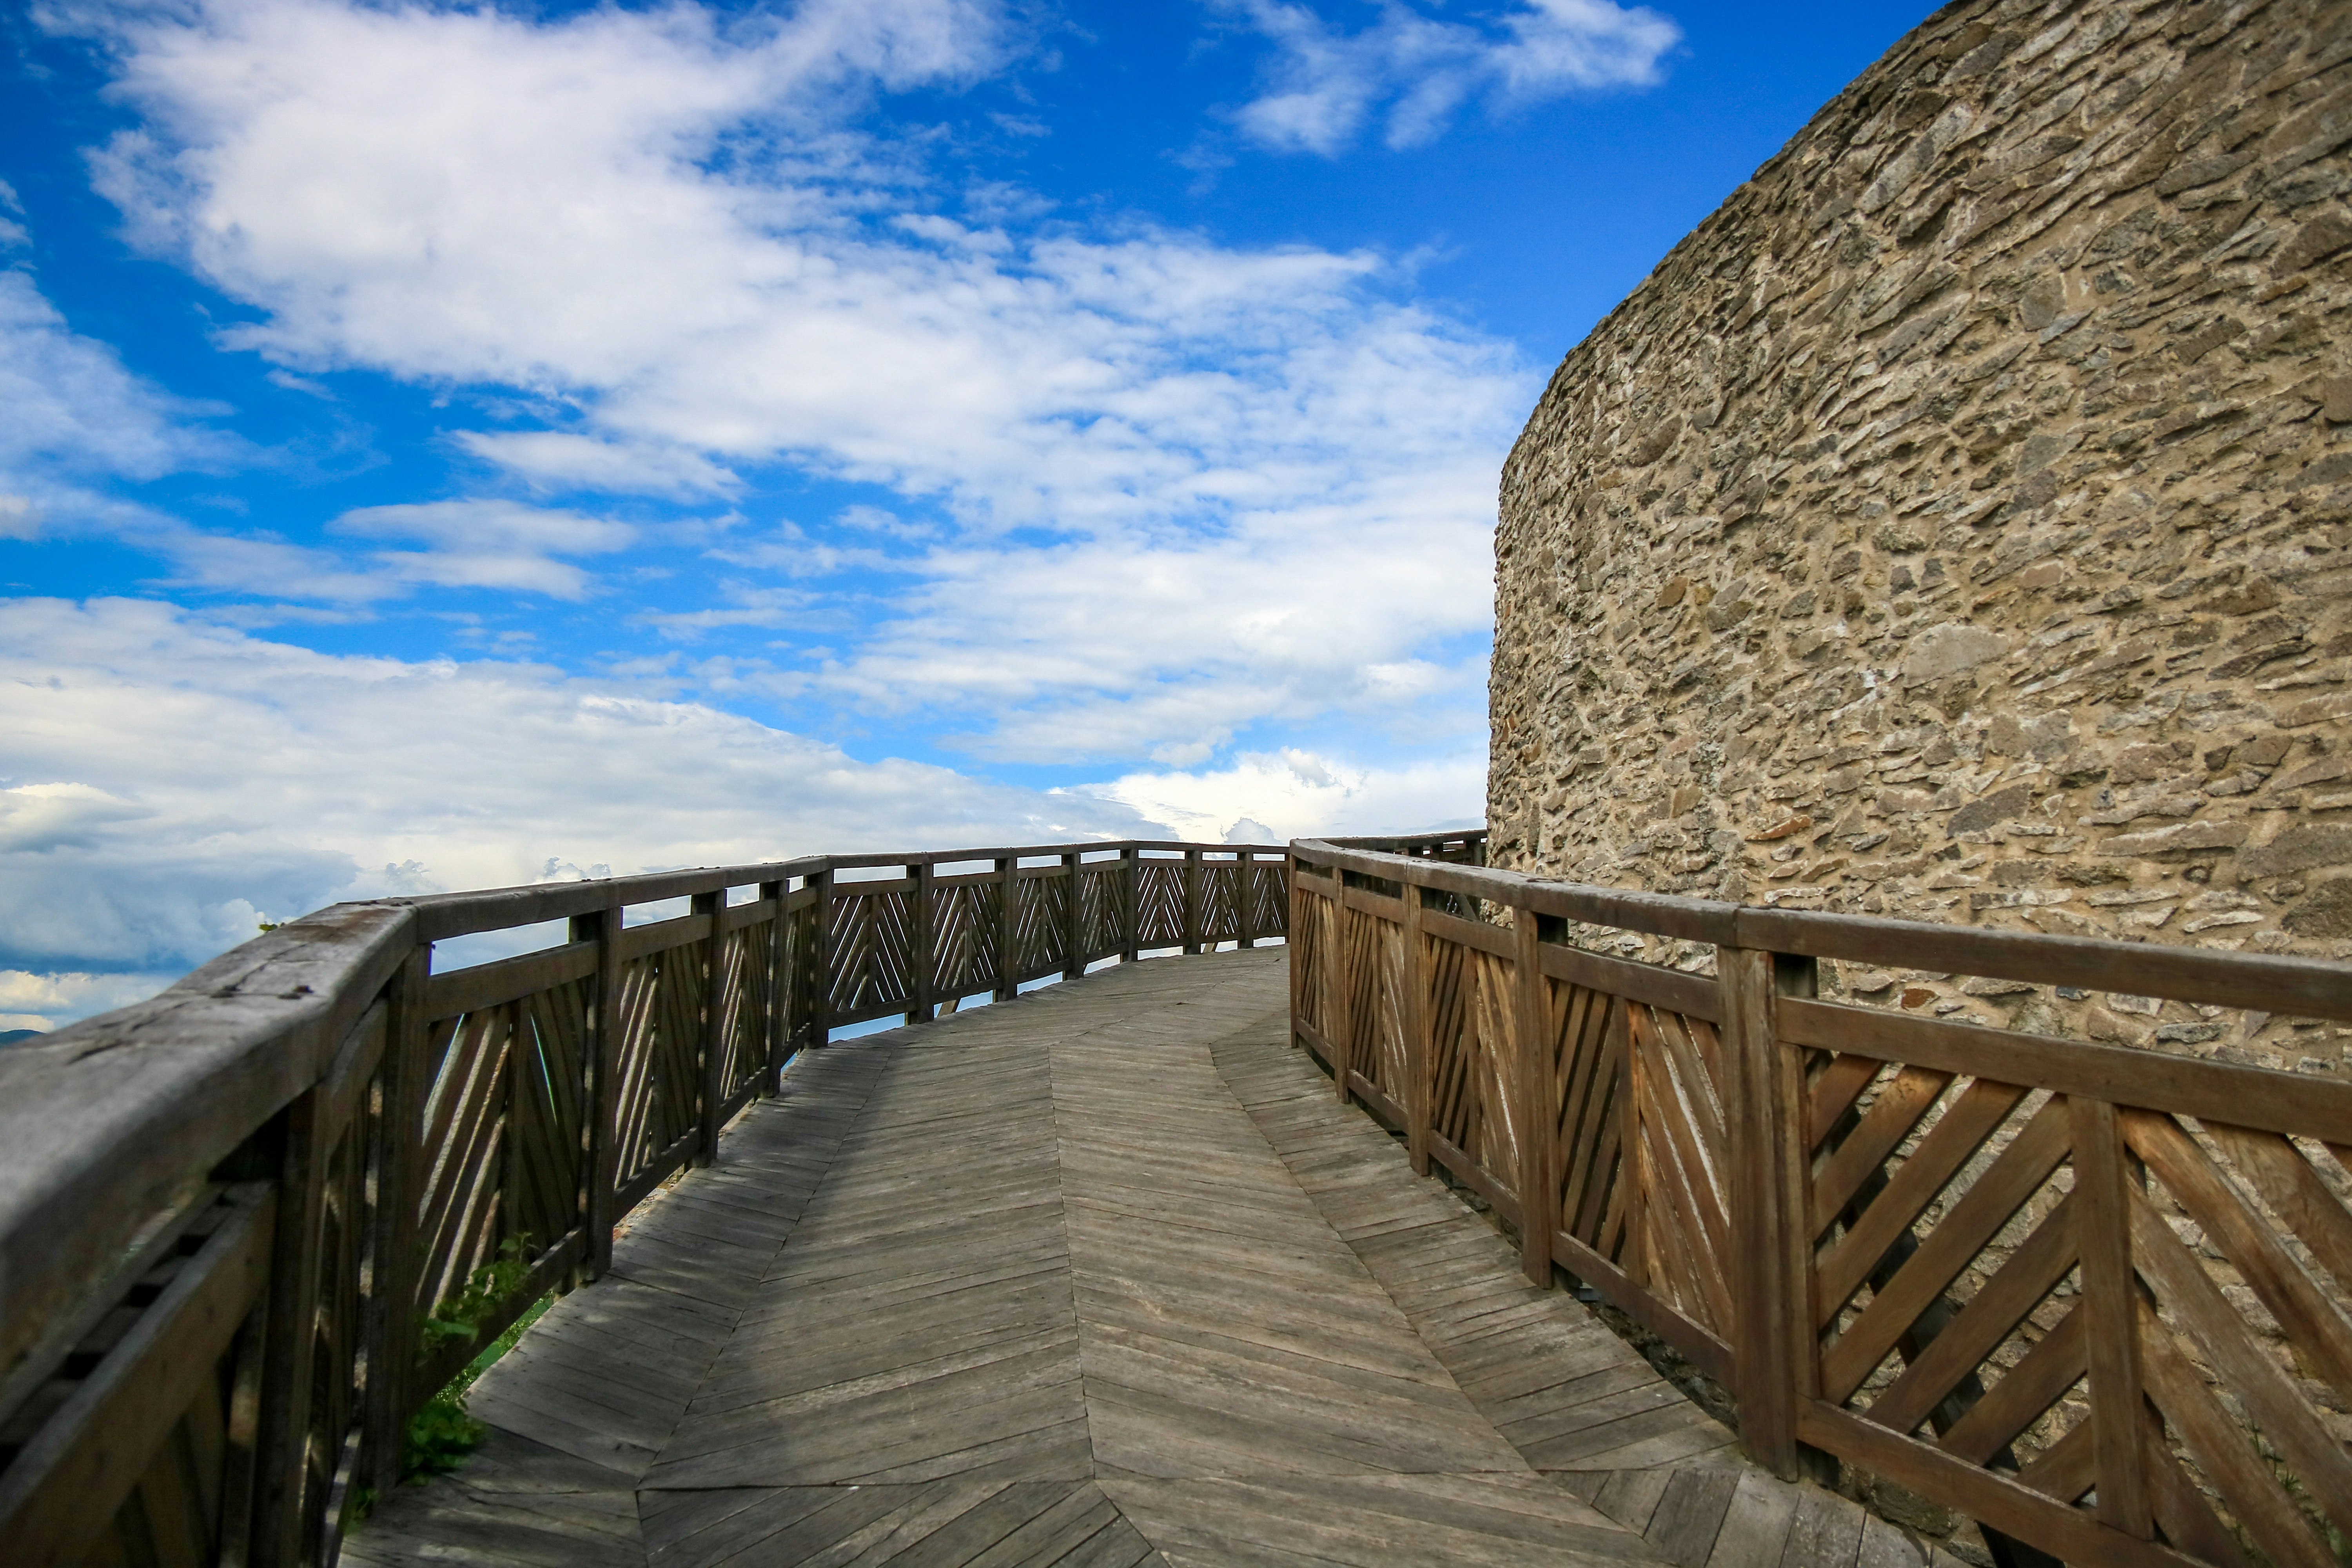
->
[349,950,1963,1568]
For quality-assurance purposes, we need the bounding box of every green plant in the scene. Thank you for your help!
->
[391,1236,545,1486]
[401,1392,485,1477]
[417,1237,534,1359]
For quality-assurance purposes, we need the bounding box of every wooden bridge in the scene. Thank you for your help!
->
[344,947,1825,1568]
[4,834,2351,1568]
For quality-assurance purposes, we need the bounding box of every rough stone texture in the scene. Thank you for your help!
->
[1490,0,2352,1071]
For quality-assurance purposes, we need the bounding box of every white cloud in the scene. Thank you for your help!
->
[0,970,183,1034]
[1083,746,1485,845]
[0,596,1166,1019]
[827,490,1497,764]
[1220,0,1681,155]
[68,0,1530,761]
[0,264,397,599]
[331,498,637,599]
[452,432,741,499]
[0,269,237,485]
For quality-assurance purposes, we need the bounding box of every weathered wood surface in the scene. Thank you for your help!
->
[349,951,1875,1568]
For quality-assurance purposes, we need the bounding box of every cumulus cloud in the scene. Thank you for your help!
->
[0,970,183,1034]
[2,599,1493,1021]
[64,0,1528,760]
[1219,0,1681,155]
[1083,746,1485,845]
[0,596,1175,1019]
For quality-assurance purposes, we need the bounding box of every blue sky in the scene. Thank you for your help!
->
[0,0,1928,1027]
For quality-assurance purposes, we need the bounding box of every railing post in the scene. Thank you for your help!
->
[910,860,936,1023]
[1401,877,1430,1176]
[759,878,786,1096]
[809,867,835,1047]
[1061,851,1084,980]
[1119,848,1138,962]
[1512,905,1555,1287]
[1289,853,1307,1048]
[1718,941,1815,1481]
[365,944,432,1495]
[2073,1094,2151,1538]
[994,857,1018,1000]
[253,1086,331,1568]
[693,890,725,1166]
[1238,852,1257,949]
[581,897,623,1280]
[1329,864,1352,1105]
[1183,848,1203,955]
[1614,996,1642,1292]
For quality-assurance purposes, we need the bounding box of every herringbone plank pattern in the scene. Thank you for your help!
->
[352,952,1910,1568]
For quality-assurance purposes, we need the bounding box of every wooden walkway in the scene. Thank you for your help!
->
[351,951,1959,1568]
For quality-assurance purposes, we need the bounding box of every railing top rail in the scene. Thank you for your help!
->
[0,901,416,1379]
[1292,838,2352,1025]
[0,835,1295,1381]
[380,840,1290,940]
[1323,828,1488,849]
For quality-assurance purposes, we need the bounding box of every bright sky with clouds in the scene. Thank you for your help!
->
[1,0,1928,1028]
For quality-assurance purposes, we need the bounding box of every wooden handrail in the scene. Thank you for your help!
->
[0,837,1292,1568]
[1289,838,2352,1568]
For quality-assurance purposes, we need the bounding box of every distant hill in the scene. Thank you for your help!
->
[0,1029,44,1046]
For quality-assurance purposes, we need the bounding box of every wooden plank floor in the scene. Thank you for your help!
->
[350,950,1961,1568]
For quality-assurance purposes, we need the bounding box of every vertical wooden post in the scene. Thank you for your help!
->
[1718,942,1815,1480]
[1512,905,1555,1287]
[1060,851,1084,980]
[993,857,1018,1000]
[1289,855,1308,1053]
[809,867,835,1048]
[1330,865,1353,1105]
[1183,848,1204,955]
[1119,848,1139,962]
[759,878,786,1096]
[254,1085,330,1568]
[1615,996,1644,1303]
[1238,852,1258,949]
[693,890,725,1166]
[909,860,936,1024]
[364,944,430,1493]
[2073,1094,2151,1537]
[582,896,623,1281]
[1401,876,1431,1178]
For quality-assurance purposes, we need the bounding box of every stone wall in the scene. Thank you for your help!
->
[1491,0,2352,1065]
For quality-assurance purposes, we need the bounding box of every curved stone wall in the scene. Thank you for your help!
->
[1491,0,2352,1061]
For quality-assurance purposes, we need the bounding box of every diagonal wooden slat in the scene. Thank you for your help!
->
[1934,1299,2084,1468]
[1866,1190,2076,1441]
[1813,1076,2029,1325]
[2135,1294,2335,1568]
[2138,1399,2255,1568]
[2123,1109,2352,1411]
[2127,1185,2352,1544]
[1811,1067,1955,1236]
[1818,1096,2071,1405]
[1806,1055,1884,1154]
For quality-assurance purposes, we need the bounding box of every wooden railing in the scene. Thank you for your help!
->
[1291,836,2352,1568]
[0,838,1288,1568]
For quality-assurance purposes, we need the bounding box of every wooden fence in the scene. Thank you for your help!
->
[1292,834,2352,1568]
[0,839,1288,1568]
